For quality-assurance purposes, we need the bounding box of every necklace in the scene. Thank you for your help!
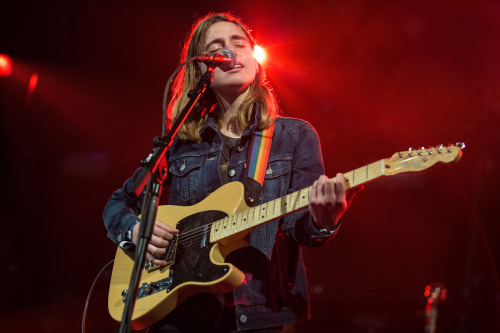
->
[219,133,237,172]
[220,149,229,172]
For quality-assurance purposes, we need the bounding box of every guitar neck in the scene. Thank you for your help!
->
[210,159,386,242]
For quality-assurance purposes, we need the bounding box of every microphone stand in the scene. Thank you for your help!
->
[118,66,215,333]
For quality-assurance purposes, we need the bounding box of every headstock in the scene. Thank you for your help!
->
[383,142,464,176]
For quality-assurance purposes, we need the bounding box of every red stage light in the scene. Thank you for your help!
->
[254,45,266,64]
[0,54,13,77]
[27,73,38,101]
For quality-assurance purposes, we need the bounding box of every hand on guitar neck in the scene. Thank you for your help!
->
[309,173,363,231]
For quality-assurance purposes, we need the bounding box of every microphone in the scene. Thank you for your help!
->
[195,49,237,71]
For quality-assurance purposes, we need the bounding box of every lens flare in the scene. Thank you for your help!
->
[254,45,266,64]
[0,54,13,77]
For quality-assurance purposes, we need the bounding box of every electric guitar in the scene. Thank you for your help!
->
[108,143,464,329]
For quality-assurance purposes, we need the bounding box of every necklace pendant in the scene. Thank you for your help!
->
[220,163,229,172]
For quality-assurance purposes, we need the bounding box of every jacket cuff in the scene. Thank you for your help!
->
[118,214,140,250]
[307,216,341,247]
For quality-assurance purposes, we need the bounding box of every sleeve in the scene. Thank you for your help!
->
[103,168,144,248]
[281,121,340,247]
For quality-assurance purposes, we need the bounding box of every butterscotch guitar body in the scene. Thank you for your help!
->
[108,182,250,330]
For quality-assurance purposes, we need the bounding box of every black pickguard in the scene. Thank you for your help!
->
[168,210,229,290]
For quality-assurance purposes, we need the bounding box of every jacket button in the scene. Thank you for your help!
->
[239,314,247,323]
[180,164,185,171]
[237,145,244,152]
[229,169,236,177]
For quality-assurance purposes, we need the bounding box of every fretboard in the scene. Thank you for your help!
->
[210,159,386,242]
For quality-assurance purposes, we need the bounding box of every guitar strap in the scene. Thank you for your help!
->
[243,122,275,206]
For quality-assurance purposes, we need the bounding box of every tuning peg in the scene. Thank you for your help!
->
[456,142,466,149]
[437,144,444,154]
[408,147,414,156]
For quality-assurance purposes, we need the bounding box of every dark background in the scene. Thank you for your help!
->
[1,0,499,332]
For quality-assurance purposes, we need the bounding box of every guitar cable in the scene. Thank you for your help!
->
[81,259,115,333]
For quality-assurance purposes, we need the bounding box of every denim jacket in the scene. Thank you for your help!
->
[103,111,339,330]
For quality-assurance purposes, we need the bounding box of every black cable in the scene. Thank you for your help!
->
[81,259,115,333]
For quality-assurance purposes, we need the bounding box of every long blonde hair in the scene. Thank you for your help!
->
[167,12,279,142]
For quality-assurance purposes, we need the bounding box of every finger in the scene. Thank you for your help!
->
[324,177,336,205]
[153,224,174,240]
[150,234,170,248]
[316,175,328,201]
[147,243,167,257]
[318,175,328,192]
[334,173,347,202]
[163,223,179,234]
[310,180,318,203]
[155,220,179,234]
[146,252,167,266]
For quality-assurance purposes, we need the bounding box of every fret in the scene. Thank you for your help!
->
[218,219,223,240]
[228,215,233,236]
[267,200,274,220]
[272,197,279,219]
[244,209,249,230]
[260,202,269,225]
[254,206,260,226]
[259,204,265,225]
[286,193,292,214]
[233,213,239,234]
[212,220,218,242]
[234,214,239,234]
[216,219,220,240]
[240,212,245,232]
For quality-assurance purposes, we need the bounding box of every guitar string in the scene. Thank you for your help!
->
[166,159,386,247]
[174,184,314,244]
[161,150,453,247]
[148,149,457,262]
[154,187,311,261]
[172,158,389,246]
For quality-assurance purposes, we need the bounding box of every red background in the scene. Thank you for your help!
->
[1,1,499,332]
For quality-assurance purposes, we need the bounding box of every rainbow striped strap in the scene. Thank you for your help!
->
[246,123,275,186]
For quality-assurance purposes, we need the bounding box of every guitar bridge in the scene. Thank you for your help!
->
[144,234,178,272]
[122,277,174,302]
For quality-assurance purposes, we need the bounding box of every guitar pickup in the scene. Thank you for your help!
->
[143,234,178,272]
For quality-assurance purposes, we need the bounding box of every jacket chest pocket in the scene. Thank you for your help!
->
[261,156,292,202]
[168,156,205,205]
